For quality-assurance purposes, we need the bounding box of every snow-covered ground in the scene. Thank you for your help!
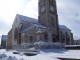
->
[0,49,80,60]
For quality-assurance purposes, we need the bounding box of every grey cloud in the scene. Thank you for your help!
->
[56,0,80,37]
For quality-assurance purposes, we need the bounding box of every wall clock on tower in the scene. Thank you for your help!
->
[50,6,54,12]
[41,6,45,12]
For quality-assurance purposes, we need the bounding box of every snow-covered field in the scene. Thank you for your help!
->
[0,49,80,60]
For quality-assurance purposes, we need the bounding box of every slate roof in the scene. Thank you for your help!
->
[18,24,22,28]
[1,35,7,41]
[17,14,71,31]
[59,25,71,31]
[33,24,46,29]
[20,26,35,33]
[17,14,38,23]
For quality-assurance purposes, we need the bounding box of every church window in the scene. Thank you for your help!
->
[60,31,62,42]
[21,36,23,43]
[24,34,27,42]
[14,28,18,39]
[21,36,24,43]
[67,35,70,44]
[44,32,48,41]
[30,36,33,42]
[62,34,65,43]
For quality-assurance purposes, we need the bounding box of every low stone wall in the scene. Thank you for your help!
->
[7,43,65,50]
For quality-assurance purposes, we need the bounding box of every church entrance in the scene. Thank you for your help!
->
[52,38,56,42]
[52,34,57,42]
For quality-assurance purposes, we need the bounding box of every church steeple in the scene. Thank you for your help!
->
[38,0,59,42]
[38,0,59,28]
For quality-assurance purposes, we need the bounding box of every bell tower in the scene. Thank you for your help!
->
[38,0,59,42]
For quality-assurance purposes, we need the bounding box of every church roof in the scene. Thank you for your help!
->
[33,24,46,29]
[20,24,46,33]
[17,14,38,23]
[17,14,71,31]
[1,35,7,41]
[59,25,71,31]
[20,26,35,33]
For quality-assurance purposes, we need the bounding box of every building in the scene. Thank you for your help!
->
[73,36,80,45]
[1,35,7,49]
[7,0,73,49]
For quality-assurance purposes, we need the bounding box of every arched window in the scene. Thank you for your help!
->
[24,34,27,42]
[14,28,18,39]
[52,34,57,42]
[44,32,48,41]
[30,36,33,42]
[67,35,70,45]
[62,34,65,43]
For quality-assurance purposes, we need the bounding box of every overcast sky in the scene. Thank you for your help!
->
[0,0,80,43]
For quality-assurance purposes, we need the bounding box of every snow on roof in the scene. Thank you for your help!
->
[17,14,38,23]
[59,25,71,31]
[17,14,71,31]
[18,24,22,28]
[33,23,46,29]
[1,35,7,41]
[20,26,35,33]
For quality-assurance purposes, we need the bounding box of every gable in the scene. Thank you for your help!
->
[17,14,38,24]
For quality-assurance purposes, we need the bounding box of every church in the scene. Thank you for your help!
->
[6,0,73,49]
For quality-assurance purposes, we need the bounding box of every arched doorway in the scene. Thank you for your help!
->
[30,36,33,42]
[52,34,57,42]
[44,32,48,42]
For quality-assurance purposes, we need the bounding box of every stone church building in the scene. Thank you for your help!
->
[6,0,73,49]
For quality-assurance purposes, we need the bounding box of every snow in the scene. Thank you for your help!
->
[18,24,22,28]
[20,26,35,33]
[34,41,65,49]
[59,25,71,31]
[33,24,46,29]
[17,14,38,24]
[17,14,71,31]
[1,49,80,60]
[0,49,60,60]
[0,49,80,60]
[39,49,80,59]
[65,45,80,47]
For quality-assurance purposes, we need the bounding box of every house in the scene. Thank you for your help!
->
[73,36,80,45]
[1,35,7,49]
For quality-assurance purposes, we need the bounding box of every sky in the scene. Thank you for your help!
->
[0,0,80,43]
